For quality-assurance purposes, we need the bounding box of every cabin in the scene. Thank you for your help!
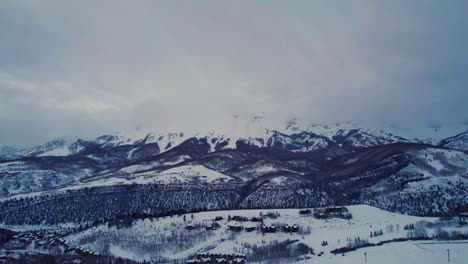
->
[228,222,243,231]
[261,224,277,233]
[213,216,223,221]
[314,206,352,219]
[245,226,256,232]
[232,215,248,222]
[283,224,299,233]
[299,209,312,215]
[325,206,345,213]
[200,258,211,264]
[244,223,257,232]
[233,259,245,264]
[206,222,221,231]
[251,216,262,222]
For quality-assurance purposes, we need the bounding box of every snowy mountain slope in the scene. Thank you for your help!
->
[0,158,97,197]
[70,164,236,189]
[0,142,466,227]
[13,132,185,159]
[438,130,468,152]
[9,116,467,159]
[0,121,467,212]
[18,139,70,157]
[306,122,413,148]
[0,146,16,156]
[119,154,191,174]
[0,146,18,161]
[363,148,468,195]
[2,121,468,263]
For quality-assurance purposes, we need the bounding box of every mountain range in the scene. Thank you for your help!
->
[0,119,467,225]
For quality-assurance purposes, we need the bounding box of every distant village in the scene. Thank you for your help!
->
[184,206,352,264]
[4,206,468,264]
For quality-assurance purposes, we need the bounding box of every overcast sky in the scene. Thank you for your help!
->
[1,0,467,147]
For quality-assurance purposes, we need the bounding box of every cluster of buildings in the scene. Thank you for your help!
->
[184,213,301,234]
[227,222,300,233]
[186,253,246,264]
[299,206,352,219]
[312,206,352,219]
[6,230,99,258]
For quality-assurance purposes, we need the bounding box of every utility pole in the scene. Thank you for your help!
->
[447,249,450,262]
[364,252,367,263]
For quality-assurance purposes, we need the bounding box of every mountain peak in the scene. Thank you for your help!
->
[438,129,468,152]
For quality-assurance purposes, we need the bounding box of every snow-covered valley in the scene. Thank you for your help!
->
[57,205,468,263]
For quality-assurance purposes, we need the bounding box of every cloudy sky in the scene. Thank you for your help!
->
[1,0,467,147]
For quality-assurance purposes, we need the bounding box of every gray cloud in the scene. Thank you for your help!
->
[1,0,467,147]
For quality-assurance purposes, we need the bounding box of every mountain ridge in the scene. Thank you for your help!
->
[6,119,466,160]
[0,121,467,224]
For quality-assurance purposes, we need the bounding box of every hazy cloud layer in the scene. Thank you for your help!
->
[1,0,467,147]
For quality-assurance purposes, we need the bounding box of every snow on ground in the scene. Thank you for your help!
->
[120,155,191,173]
[72,164,234,188]
[0,163,232,202]
[396,148,468,192]
[155,165,233,183]
[441,131,468,152]
[268,176,302,185]
[293,241,468,264]
[64,205,468,263]
[419,148,468,168]
[36,146,71,157]
[0,161,25,172]
[126,147,139,160]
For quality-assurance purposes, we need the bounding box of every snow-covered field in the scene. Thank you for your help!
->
[64,205,468,263]
[295,241,467,264]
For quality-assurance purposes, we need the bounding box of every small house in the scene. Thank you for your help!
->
[261,224,277,233]
[232,215,248,222]
[314,206,352,219]
[244,223,257,232]
[228,222,243,231]
[283,224,299,232]
[299,209,312,215]
[200,258,211,264]
[251,216,262,222]
[206,222,221,230]
[325,206,345,214]
[233,259,245,264]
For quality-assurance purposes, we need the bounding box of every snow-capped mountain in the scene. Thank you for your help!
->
[17,138,70,157]
[0,118,467,220]
[0,146,16,156]
[305,122,415,147]
[0,146,17,159]
[438,130,468,152]
[9,115,465,161]
[7,118,420,160]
